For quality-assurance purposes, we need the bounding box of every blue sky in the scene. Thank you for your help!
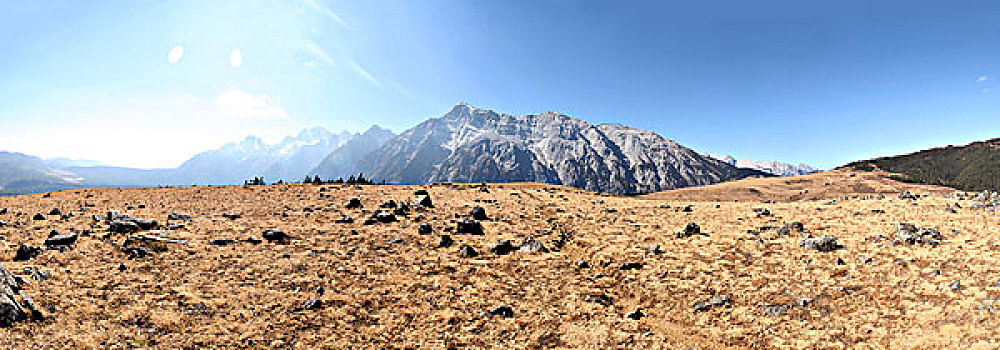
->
[0,0,997,169]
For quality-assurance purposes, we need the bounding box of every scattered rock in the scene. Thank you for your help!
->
[893,223,942,246]
[346,198,362,209]
[127,233,187,244]
[109,220,141,234]
[43,233,78,248]
[694,295,731,312]
[168,212,192,221]
[437,235,454,248]
[371,211,397,224]
[32,213,45,221]
[0,263,43,327]
[760,304,791,316]
[800,235,841,252]
[379,200,397,209]
[221,213,242,220]
[124,247,150,259]
[418,223,433,234]
[899,191,918,200]
[576,260,591,269]
[210,239,238,246]
[519,237,549,253]
[48,208,62,216]
[415,195,433,208]
[334,215,354,224]
[753,208,772,217]
[778,222,805,236]
[584,294,613,306]
[797,298,815,307]
[488,305,513,318]
[387,238,404,244]
[950,280,962,291]
[676,222,702,238]
[459,245,478,258]
[22,267,49,282]
[625,309,646,320]
[646,244,663,255]
[619,262,643,271]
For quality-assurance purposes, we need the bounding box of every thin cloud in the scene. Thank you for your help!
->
[977,75,988,82]
[214,89,289,120]
[305,40,336,66]
[347,60,382,88]
[303,0,350,29]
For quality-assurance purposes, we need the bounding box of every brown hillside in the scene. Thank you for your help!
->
[642,169,956,202]
[0,180,997,348]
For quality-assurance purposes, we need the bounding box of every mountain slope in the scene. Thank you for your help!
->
[311,126,396,180]
[0,152,85,195]
[358,104,767,194]
[843,138,1000,191]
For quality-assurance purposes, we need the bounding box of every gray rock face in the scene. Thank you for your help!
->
[801,235,840,252]
[357,104,767,194]
[1,263,42,327]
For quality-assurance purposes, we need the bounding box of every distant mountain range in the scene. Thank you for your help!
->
[843,138,1000,191]
[1,103,787,195]
[711,155,820,177]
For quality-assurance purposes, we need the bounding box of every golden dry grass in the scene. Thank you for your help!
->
[0,172,998,349]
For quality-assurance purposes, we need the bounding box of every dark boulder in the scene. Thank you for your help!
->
[415,195,433,208]
[619,262,643,270]
[346,198,362,209]
[437,235,454,248]
[13,245,42,262]
[488,305,513,318]
[489,240,516,255]
[676,222,701,238]
[418,223,433,234]
[334,215,354,224]
[459,245,478,258]
[44,233,78,248]
[48,208,62,216]
[109,220,141,234]
[456,219,484,235]
[471,206,488,220]
[262,229,290,243]
[31,213,45,221]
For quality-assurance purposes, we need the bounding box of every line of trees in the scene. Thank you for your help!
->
[302,173,382,185]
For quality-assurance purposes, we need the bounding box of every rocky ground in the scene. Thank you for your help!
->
[1,170,999,349]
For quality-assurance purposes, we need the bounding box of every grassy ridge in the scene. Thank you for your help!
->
[843,138,1000,191]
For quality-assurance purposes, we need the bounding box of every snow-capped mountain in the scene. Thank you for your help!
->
[713,154,820,177]
[354,104,767,194]
[176,127,355,183]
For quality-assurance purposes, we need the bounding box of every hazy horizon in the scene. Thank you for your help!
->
[2,0,998,169]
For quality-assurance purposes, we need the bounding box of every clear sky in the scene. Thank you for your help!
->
[0,0,997,169]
